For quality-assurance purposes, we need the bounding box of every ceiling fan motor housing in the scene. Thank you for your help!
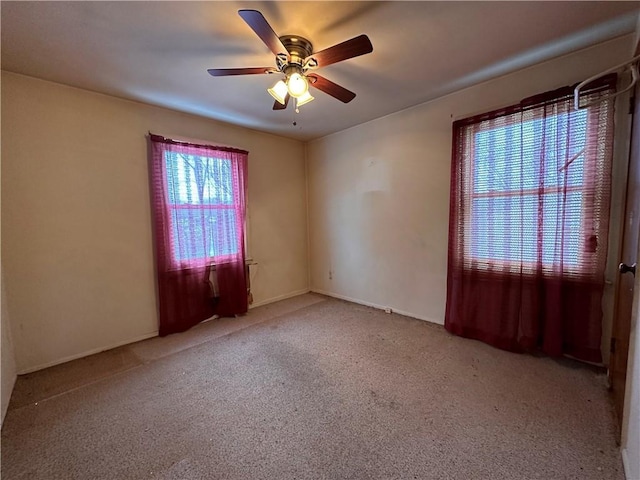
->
[279,35,313,74]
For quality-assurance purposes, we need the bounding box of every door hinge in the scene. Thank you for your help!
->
[629,96,635,115]
[610,337,616,354]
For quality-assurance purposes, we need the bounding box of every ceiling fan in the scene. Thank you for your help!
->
[207,9,373,111]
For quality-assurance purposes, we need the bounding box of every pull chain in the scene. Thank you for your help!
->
[292,98,299,126]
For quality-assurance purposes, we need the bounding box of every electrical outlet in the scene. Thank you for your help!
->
[384,307,392,314]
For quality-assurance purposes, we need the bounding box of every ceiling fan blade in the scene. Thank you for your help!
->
[273,94,290,110]
[308,74,356,103]
[305,34,372,68]
[238,10,288,57]
[207,67,277,76]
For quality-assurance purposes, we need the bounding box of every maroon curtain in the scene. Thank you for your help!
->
[148,134,248,336]
[445,76,616,363]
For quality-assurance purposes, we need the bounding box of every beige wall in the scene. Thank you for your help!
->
[307,36,633,359]
[1,72,308,373]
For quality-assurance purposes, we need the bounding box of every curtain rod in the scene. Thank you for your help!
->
[148,132,248,155]
[574,54,640,110]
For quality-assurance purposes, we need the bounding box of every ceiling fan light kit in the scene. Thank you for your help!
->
[207,9,373,112]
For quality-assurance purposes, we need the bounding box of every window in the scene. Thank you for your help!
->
[165,151,239,264]
[451,76,616,278]
[149,134,248,271]
[469,108,589,271]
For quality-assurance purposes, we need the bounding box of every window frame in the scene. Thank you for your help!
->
[464,112,590,275]
[149,134,248,273]
[450,75,616,280]
[163,151,241,268]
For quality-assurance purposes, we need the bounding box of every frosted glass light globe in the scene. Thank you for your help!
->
[267,80,288,105]
[287,73,309,98]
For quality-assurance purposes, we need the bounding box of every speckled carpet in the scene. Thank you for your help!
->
[1,294,624,479]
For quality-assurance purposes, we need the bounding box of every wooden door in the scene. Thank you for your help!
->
[610,87,640,429]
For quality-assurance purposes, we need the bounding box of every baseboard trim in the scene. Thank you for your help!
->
[17,331,159,375]
[249,288,311,309]
[21,289,433,374]
[17,290,313,374]
[310,288,443,326]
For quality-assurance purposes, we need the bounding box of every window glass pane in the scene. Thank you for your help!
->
[474,123,522,193]
[474,110,587,196]
[541,190,582,267]
[471,191,582,267]
[471,195,524,262]
[206,209,238,257]
[170,208,238,262]
[165,152,234,206]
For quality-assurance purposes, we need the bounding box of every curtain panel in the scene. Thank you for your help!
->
[148,134,249,336]
[445,75,616,363]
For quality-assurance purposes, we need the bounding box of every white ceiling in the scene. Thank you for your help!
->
[2,1,639,141]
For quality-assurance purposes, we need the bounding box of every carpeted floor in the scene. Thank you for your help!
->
[1,294,624,479]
